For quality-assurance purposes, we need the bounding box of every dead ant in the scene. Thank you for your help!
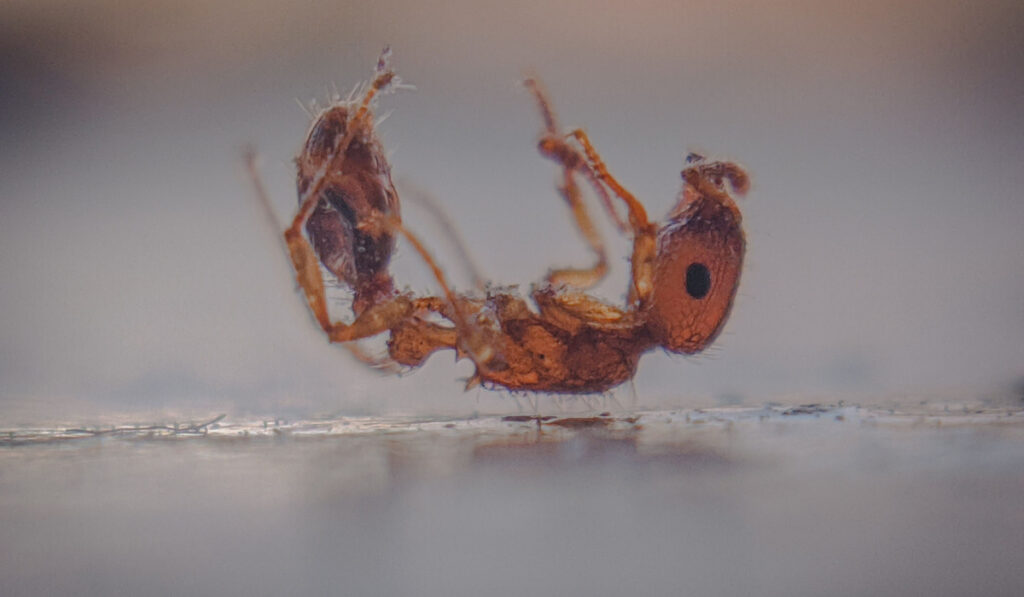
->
[247,50,750,394]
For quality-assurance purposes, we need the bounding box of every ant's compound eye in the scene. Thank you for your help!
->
[685,262,711,299]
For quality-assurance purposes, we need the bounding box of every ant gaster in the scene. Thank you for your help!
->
[249,50,750,394]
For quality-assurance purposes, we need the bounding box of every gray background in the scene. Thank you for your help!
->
[2,0,1023,421]
[2,3,1023,596]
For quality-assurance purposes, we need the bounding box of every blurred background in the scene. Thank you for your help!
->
[1,0,1022,421]
[3,3,1023,596]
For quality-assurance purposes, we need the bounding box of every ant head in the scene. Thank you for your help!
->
[646,158,747,354]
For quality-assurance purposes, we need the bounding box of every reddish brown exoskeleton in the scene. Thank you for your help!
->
[248,51,750,394]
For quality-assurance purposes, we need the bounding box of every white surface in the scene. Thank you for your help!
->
[2,404,1022,596]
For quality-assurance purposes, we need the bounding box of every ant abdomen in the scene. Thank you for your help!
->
[297,104,402,315]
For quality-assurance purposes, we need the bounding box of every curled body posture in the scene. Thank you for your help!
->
[250,52,750,394]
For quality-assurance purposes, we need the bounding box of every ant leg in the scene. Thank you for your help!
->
[377,215,502,379]
[524,80,630,231]
[524,78,616,290]
[398,180,487,291]
[567,129,660,307]
[245,152,415,344]
[567,129,652,233]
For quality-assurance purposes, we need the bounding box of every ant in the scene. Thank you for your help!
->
[247,49,749,394]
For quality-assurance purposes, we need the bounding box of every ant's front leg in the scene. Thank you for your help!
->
[566,128,659,307]
[524,78,620,291]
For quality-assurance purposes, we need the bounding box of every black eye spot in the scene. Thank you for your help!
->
[685,263,711,299]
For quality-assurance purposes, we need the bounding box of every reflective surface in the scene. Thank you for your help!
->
[3,405,1022,596]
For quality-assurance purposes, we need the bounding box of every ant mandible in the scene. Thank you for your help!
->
[248,49,750,394]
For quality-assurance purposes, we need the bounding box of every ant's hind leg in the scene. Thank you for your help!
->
[245,151,414,344]
[398,181,487,291]
[245,149,331,329]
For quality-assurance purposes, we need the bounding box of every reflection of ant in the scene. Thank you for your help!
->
[247,49,749,394]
